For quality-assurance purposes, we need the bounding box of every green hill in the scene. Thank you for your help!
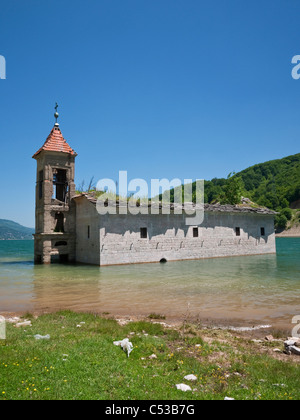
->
[236,153,300,209]
[0,219,34,240]
[166,153,300,230]
[167,153,299,210]
[200,153,300,210]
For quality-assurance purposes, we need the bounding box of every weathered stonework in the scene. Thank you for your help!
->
[73,196,277,266]
[33,124,77,264]
[33,124,277,266]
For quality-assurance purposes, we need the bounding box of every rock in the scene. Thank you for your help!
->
[289,346,300,356]
[149,354,157,360]
[116,319,132,326]
[285,338,300,347]
[284,338,300,354]
[241,197,252,204]
[176,384,192,392]
[6,317,20,324]
[284,340,300,356]
[184,374,197,381]
[265,335,274,341]
[15,321,32,328]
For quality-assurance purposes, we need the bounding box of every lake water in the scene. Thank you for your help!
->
[0,238,299,330]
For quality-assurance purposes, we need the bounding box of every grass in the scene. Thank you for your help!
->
[0,311,299,400]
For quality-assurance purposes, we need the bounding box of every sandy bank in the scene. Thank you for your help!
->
[276,225,300,238]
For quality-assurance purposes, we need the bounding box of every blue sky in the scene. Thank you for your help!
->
[0,0,300,227]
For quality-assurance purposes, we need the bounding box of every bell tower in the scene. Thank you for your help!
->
[33,105,77,264]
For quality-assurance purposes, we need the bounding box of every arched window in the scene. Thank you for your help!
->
[53,169,68,202]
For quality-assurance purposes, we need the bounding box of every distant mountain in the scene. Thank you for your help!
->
[0,219,34,240]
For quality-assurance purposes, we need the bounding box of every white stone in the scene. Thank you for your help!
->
[15,321,32,328]
[285,339,300,347]
[149,354,157,359]
[184,374,197,381]
[176,384,192,392]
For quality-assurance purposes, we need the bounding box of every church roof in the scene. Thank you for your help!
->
[32,124,77,158]
[73,194,277,216]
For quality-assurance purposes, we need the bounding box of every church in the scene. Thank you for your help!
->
[33,114,277,265]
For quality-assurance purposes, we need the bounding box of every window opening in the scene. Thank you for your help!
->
[140,227,147,239]
[53,169,68,202]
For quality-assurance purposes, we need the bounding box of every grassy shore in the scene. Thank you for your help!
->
[0,311,299,400]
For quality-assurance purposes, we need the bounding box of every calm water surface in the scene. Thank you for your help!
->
[0,238,299,329]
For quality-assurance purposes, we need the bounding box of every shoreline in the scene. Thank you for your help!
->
[2,308,292,340]
[276,234,300,238]
[3,309,300,370]
[276,226,300,238]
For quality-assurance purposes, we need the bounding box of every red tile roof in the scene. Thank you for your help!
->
[32,125,77,158]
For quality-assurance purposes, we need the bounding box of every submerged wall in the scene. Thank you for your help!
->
[98,211,276,266]
[75,197,100,265]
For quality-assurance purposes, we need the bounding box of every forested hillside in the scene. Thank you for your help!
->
[167,153,299,230]
[203,153,300,210]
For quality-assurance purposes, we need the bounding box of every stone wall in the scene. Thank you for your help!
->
[75,197,100,265]
[73,196,276,266]
[98,210,276,266]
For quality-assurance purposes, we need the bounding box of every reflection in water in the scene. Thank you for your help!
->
[0,238,299,329]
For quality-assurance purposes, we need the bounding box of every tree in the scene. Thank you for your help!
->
[219,172,244,205]
[275,214,288,230]
[281,208,292,221]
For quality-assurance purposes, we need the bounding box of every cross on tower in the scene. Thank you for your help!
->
[54,103,59,124]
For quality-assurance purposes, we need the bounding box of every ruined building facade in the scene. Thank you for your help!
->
[33,123,277,265]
